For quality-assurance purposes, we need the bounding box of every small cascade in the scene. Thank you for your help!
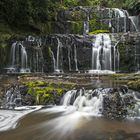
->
[61,88,103,116]
[2,86,22,109]
[11,42,16,67]
[74,44,79,71]
[89,34,119,74]
[61,90,77,106]
[124,10,138,32]
[129,16,139,32]
[50,48,56,72]
[20,44,28,73]
[68,45,72,71]
[55,38,63,73]
[7,42,30,73]
[6,36,44,73]
[83,15,90,35]
[111,8,138,32]
[34,43,44,73]
[61,87,140,119]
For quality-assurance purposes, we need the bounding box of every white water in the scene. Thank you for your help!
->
[68,45,72,71]
[50,48,56,71]
[129,16,139,32]
[60,88,140,119]
[112,8,138,32]
[1,88,140,133]
[61,89,103,116]
[74,45,79,71]
[2,89,21,109]
[55,38,63,73]
[21,43,28,72]
[89,34,118,74]
[0,106,42,132]
[7,42,30,73]
[83,15,89,34]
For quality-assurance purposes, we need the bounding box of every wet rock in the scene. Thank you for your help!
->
[102,88,135,119]
[119,85,128,94]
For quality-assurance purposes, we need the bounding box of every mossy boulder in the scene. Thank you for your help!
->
[25,80,76,105]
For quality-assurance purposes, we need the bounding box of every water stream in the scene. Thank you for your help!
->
[0,105,140,140]
[0,74,140,139]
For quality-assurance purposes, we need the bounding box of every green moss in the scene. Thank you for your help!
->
[48,47,52,57]
[25,80,76,104]
[88,30,109,35]
[26,81,46,87]
[127,79,140,91]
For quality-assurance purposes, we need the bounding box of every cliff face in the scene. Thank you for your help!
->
[29,7,140,34]
[42,33,140,73]
[0,7,140,73]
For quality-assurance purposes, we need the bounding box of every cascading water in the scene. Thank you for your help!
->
[74,44,79,71]
[83,15,89,35]
[129,16,139,32]
[68,45,72,71]
[2,86,22,109]
[6,36,44,73]
[34,45,44,73]
[50,48,56,72]
[88,34,119,74]
[11,42,16,67]
[20,44,28,73]
[110,8,138,32]
[55,38,63,73]
[7,42,30,73]
[61,88,103,116]
[61,87,140,118]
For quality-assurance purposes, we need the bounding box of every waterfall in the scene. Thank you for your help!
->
[7,42,30,73]
[112,8,138,32]
[83,15,89,35]
[61,88,103,116]
[113,8,126,17]
[55,38,62,73]
[50,48,56,72]
[61,90,77,106]
[35,43,44,73]
[55,38,63,73]
[61,88,140,118]
[129,16,139,32]
[56,38,60,72]
[20,44,28,73]
[11,42,16,67]
[68,45,72,71]
[2,86,22,109]
[74,44,79,71]
[89,34,118,74]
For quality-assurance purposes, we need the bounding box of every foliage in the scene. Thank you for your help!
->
[0,0,139,35]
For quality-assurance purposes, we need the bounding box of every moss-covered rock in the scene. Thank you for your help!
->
[25,80,76,105]
[88,29,109,35]
[127,79,140,92]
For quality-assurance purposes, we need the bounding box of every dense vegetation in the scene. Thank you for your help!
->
[0,0,139,35]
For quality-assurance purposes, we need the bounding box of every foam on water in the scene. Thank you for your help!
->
[0,106,42,132]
